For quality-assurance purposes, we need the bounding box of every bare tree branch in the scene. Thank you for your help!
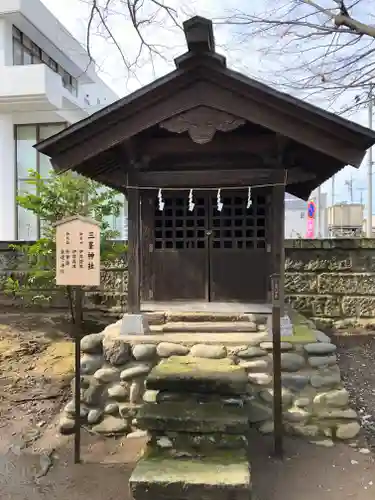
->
[80,0,375,112]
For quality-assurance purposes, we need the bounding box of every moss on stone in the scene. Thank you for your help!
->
[146,356,248,395]
[281,312,316,343]
[130,445,250,486]
[157,356,238,373]
[137,401,248,434]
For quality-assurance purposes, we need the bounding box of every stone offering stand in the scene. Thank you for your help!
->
[59,310,360,446]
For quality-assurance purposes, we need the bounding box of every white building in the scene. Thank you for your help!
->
[284,189,328,239]
[0,0,127,241]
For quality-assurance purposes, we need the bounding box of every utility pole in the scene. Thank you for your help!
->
[367,83,373,237]
[357,187,365,206]
[331,175,335,207]
[345,176,354,203]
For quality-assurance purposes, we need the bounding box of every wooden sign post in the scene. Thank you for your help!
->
[55,216,101,464]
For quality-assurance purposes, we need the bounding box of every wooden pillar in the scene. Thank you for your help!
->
[271,183,285,458]
[127,186,141,313]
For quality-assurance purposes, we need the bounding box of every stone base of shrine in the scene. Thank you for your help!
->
[58,310,360,446]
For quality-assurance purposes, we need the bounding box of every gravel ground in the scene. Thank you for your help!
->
[336,334,375,451]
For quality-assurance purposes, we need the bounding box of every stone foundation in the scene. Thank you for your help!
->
[59,312,360,445]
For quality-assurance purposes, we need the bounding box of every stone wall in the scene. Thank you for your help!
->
[58,314,360,445]
[285,238,375,322]
[2,239,375,321]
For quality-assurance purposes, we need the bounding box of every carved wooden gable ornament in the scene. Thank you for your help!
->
[159,106,246,144]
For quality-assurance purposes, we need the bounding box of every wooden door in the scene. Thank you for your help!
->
[152,191,209,301]
[208,189,268,302]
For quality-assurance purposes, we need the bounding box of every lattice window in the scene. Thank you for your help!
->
[154,193,207,250]
[210,192,266,250]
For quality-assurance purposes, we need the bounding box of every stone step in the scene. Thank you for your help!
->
[152,321,261,333]
[154,432,248,451]
[165,312,257,323]
[145,356,248,395]
[137,401,249,434]
[144,311,269,326]
[130,447,251,500]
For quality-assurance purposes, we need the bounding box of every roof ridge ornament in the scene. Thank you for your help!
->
[183,16,215,54]
[159,106,246,144]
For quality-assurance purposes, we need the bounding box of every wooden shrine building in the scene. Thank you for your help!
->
[36,16,375,313]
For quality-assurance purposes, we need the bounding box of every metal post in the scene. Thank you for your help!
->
[368,83,373,238]
[316,187,322,237]
[74,287,83,464]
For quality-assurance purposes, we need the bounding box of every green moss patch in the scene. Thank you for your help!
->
[146,356,248,395]
[137,401,248,434]
[281,311,316,343]
[130,445,250,487]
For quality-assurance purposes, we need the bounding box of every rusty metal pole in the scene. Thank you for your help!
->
[74,287,83,464]
[271,184,284,458]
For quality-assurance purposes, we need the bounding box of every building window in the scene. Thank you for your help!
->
[12,26,78,96]
[101,191,128,241]
[15,123,66,240]
[15,124,127,241]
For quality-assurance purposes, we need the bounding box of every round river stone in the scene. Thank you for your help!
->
[260,342,293,352]
[94,367,120,383]
[80,354,103,375]
[120,363,152,381]
[190,344,227,359]
[108,383,129,400]
[308,355,337,368]
[304,342,336,355]
[87,409,104,425]
[132,344,157,361]
[313,388,349,408]
[336,422,361,440]
[81,333,103,354]
[236,347,267,359]
[280,353,305,372]
[156,342,189,357]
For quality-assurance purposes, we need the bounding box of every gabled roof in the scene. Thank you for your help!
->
[35,16,375,200]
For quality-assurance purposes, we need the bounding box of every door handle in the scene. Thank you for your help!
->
[206,230,212,236]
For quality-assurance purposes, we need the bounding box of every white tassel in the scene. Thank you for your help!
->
[217,188,223,212]
[188,189,195,212]
[247,187,252,209]
[157,189,165,211]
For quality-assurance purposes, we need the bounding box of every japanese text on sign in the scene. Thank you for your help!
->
[55,216,101,287]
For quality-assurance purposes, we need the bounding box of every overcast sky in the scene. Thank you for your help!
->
[40,0,373,206]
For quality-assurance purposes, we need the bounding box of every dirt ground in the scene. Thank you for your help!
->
[1,310,375,500]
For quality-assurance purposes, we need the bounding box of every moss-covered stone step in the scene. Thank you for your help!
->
[145,356,248,395]
[137,401,249,434]
[130,446,251,500]
[153,432,248,451]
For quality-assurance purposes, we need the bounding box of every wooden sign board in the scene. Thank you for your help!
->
[55,216,101,287]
